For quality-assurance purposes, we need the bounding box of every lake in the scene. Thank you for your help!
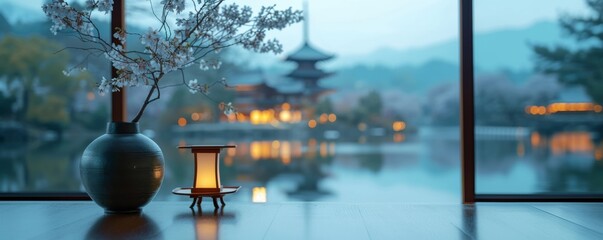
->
[1,127,602,202]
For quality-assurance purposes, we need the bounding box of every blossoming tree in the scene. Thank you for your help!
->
[43,0,302,122]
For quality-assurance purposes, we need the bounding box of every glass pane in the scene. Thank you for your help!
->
[1,1,460,203]
[474,0,603,194]
[0,4,111,193]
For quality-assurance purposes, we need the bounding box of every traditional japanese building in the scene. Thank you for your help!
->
[284,0,335,103]
[228,1,335,124]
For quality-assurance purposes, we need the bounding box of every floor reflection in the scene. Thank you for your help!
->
[86,213,162,240]
[175,207,236,240]
[461,204,477,240]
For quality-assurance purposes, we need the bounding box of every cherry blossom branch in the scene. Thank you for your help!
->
[43,0,302,122]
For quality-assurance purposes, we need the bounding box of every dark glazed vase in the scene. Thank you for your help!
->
[81,122,164,214]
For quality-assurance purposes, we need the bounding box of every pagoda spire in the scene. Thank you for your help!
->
[303,0,309,43]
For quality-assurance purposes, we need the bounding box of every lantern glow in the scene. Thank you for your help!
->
[173,145,239,209]
[193,152,221,192]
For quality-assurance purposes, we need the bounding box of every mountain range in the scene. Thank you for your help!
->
[330,21,572,72]
[0,7,575,93]
[320,20,574,93]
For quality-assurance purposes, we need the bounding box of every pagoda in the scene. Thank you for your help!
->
[284,0,335,103]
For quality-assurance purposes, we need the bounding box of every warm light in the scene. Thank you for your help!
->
[393,133,405,142]
[292,141,303,157]
[252,187,267,203]
[595,144,603,161]
[293,111,303,122]
[517,142,525,157]
[281,102,290,111]
[279,110,291,122]
[260,110,274,123]
[529,106,539,115]
[250,110,261,124]
[227,146,236,157]
[358,123,367,132]
[320,142,328,157]
[532,102,603,115]
[224,156,233,166]
[319,113,328,124]
[328,113,337,122]
[392,121,406,132]
[191,112,200,121]
[178,145,235,194]
[250,141,273,160]
[227,113,236,122]
[178,117,187,127]
[307,139,317,159]
[270,140,279,158]
[194,152,220,190]
[528,105,548,115]
[281,141,291,165]
[250,142,262,160]
[195,216,218,240]
[154,168,163,179]
[236,112,247,122]
[308,119,317,128]
[531,132,541,147]
[86,92,95,101]
[549,132,594,155]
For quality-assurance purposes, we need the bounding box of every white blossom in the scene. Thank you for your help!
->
[97,0,114,13]
[161,0,185,14]
[43,0,303,120]
[113,30,126,45]
[187,79,209,94]
[223,102,235,115]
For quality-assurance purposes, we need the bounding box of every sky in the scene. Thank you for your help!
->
[1,0,590,56]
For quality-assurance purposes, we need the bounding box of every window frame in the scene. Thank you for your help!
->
[460,0,603,203]
[2,0,602,203]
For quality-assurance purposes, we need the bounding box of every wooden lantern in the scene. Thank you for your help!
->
[173,145,240,209]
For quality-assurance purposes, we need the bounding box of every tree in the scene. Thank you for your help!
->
[351,91,383,125]
[0,36,89,135]
[533,0,603,103]
[426,82,459,126]
[315,97,334,115]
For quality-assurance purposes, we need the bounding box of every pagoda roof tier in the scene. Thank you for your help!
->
[286,42,334,62]
[286,68,333,79]
[229,71,305,95]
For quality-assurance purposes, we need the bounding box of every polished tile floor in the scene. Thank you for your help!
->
[1,201,603,239]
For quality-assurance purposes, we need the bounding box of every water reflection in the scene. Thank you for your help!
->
[476,130,603,194]
[252,187,267,203]
[0,138,90,192]
[3,127,603,200]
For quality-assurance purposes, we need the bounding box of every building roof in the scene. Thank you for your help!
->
[286,68,333,79]
[228,71,305,95]
[285,42,334,62]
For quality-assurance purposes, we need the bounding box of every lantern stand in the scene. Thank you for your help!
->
[172,145,240,209]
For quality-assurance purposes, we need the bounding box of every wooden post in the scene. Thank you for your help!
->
[111,0,126,122]
[460,0,475,204]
